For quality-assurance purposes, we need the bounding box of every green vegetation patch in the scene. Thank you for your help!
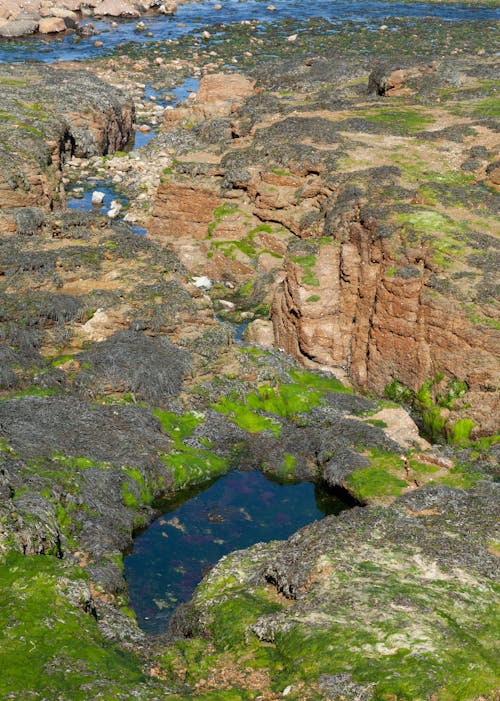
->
[213,371,349,438]
[0,552,147,700]
[346,461,408,502]
[290,254,320,286]
[396,209,466,269]
[288,368,351,394]
[154,409,229,489]
[207,202,239,237]
[357,107,434,135]
[213,395,282,437]
[174,536,500,701]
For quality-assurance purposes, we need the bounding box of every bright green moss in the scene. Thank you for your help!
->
[210,591,284,649]
[290,254,320,286]
[213,374,343,438]
[396,210,466,268]
[1,387,60,401]
[213,396,282,436]
[152,408,204,445]
[288,368,351,394]
[357,107,433,134]
[121,467,153,509]
[0,553,147,700]
[450,418,475,445]
[51,354,75,366]
[207,202,239,236]
[188,539,500,700]
[277,453,297,480]
[346,467,407,501]
[160,446,228,490]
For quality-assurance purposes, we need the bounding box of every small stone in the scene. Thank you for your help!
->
[213,3,222,9]
[91,191,105,204]
[267,5,276,10]
[286,33,297,42]
[192,276,212,290]
[135,20,146,30]
[202,30,211,39]
[380,24,388,30]
[283,686,293,697]
[107,200,122,218]
[93,39,103,47]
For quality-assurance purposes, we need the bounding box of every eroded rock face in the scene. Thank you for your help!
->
[0,63,134,210]
[272,226,499,435]
[147,57,499,435]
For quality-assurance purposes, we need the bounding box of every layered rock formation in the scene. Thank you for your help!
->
[147,59,499,435]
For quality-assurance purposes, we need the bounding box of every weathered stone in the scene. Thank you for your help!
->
[38,15,66,32]
[149,182,221,240]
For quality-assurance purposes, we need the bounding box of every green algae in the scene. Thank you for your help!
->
[121,466,153,509]
[357,107,433,135]
[153,409,229,489]
[186,541,500,701]
[346,465,407,501]
[213,395,282,436]
[396,209,466,269]
[207,202,239,237]
[288,368,351,394]
[0,552,147,700]
[212,373,346,438]
[290,254,320,286]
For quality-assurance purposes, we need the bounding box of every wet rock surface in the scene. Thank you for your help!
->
[177,482,499,700]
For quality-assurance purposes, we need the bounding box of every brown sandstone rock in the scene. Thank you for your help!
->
[93,0,139,16]
[243,319,275,347]
[149,182,222,240]
[272,235,499,435]
[38,15,66,32]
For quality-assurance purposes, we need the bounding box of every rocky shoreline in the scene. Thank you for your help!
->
[0,0,182,38]
[0,5,499,700]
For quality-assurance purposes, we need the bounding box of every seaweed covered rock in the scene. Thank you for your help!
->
[0,63,134,210]
[77,330,192,404]
[173,483,500,700]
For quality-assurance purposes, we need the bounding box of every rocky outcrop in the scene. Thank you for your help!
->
[0,63,134,210]
[147,58,499,435]
[272,223,499,435]
[178,482,500,700]
[0,0,179,35]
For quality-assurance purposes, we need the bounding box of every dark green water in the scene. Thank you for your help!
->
[124,469,349,635]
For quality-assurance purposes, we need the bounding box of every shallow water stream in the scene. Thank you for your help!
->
[0,0,497,63]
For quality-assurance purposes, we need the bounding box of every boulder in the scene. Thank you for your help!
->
[0,17,38,36]
[38,16,66,32]
[93,0,140,16]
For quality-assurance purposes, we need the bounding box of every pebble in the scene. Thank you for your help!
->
[93,40,103,47]
[192,276,212,290]
[107,200,122,218]
[267,4,276,10]
[287,34,298,42]
[91,191,105,205]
